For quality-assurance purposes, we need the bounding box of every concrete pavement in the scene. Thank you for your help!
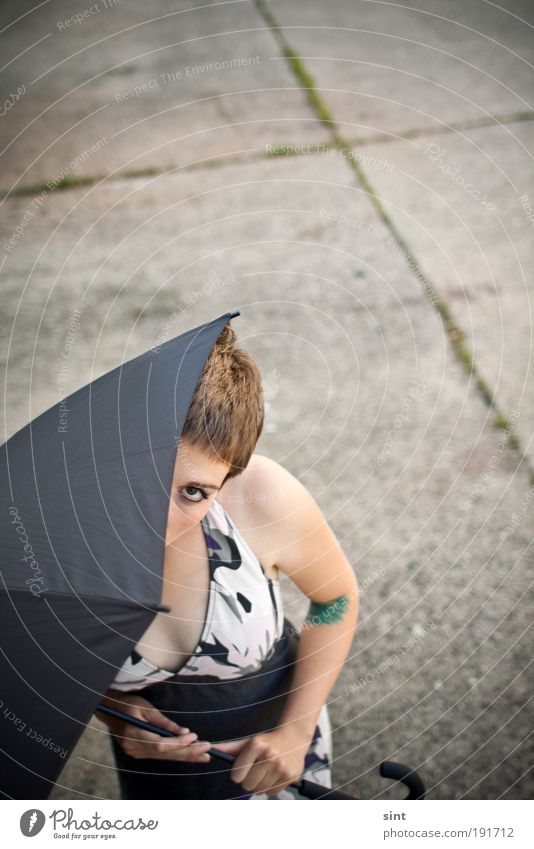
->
[0,0,532,800]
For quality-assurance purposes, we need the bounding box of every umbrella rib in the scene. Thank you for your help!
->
[0,585,163,610]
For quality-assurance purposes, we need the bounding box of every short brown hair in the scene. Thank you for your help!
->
[180,321,264,479]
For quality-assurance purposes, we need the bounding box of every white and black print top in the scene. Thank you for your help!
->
[110,497,334,799]
[112,498,285,691]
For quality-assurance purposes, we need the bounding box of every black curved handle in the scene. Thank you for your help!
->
[295,760,426,800]
[292,778,354,799]
[380,760,426,799]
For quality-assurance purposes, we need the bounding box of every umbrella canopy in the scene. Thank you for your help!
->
[0,309,239,799]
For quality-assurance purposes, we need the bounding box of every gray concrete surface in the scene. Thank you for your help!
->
[0,0,532,801]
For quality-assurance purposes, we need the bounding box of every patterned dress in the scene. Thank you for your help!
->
[109,498,332,799]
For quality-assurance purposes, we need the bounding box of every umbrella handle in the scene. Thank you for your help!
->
[380,760,426,799]
[96,704,425,799]
[96,703,347,797]
[291,779,354,799]
[95,704,338,799]
[96,703,178,738]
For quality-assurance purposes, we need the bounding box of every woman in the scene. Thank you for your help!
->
[97,321,359,799]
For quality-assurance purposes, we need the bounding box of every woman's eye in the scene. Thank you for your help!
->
[180,486,207,503]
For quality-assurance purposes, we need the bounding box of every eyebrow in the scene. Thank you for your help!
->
[185,481,221,492]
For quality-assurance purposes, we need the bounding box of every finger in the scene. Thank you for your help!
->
[259,766,291,797]
[241,758,273,793]
[141,705,184,733]
[146,732,201,751]
[140,707,184,734]
[214,738,250,756]
[185,742,212,763]
[129,730,198,753]
[116,727,169,747]
[231,742,265,785]
[213,740,246,757]
[163,742,212,763]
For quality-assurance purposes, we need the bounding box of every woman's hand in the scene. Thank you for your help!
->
[215,725,312,796]
[97,690,212,762]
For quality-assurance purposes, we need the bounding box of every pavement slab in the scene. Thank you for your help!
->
[0,0,330,192]
[263,0,534,141]
[350,119,534,466]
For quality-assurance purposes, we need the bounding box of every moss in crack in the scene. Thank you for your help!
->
[255,0,534,482]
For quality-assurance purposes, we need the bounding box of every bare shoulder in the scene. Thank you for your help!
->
[251,454,314,513]
[219,453,312,522]
[218,455,322,565]
[218,454,316,581]
[220,454,356,597]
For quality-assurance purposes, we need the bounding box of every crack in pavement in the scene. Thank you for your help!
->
[255,0,534,485]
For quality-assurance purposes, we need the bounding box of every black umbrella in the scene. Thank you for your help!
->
[0,310,239,799]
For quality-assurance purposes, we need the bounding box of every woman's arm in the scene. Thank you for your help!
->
[260,456,358,736]
[216,454,359,794]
